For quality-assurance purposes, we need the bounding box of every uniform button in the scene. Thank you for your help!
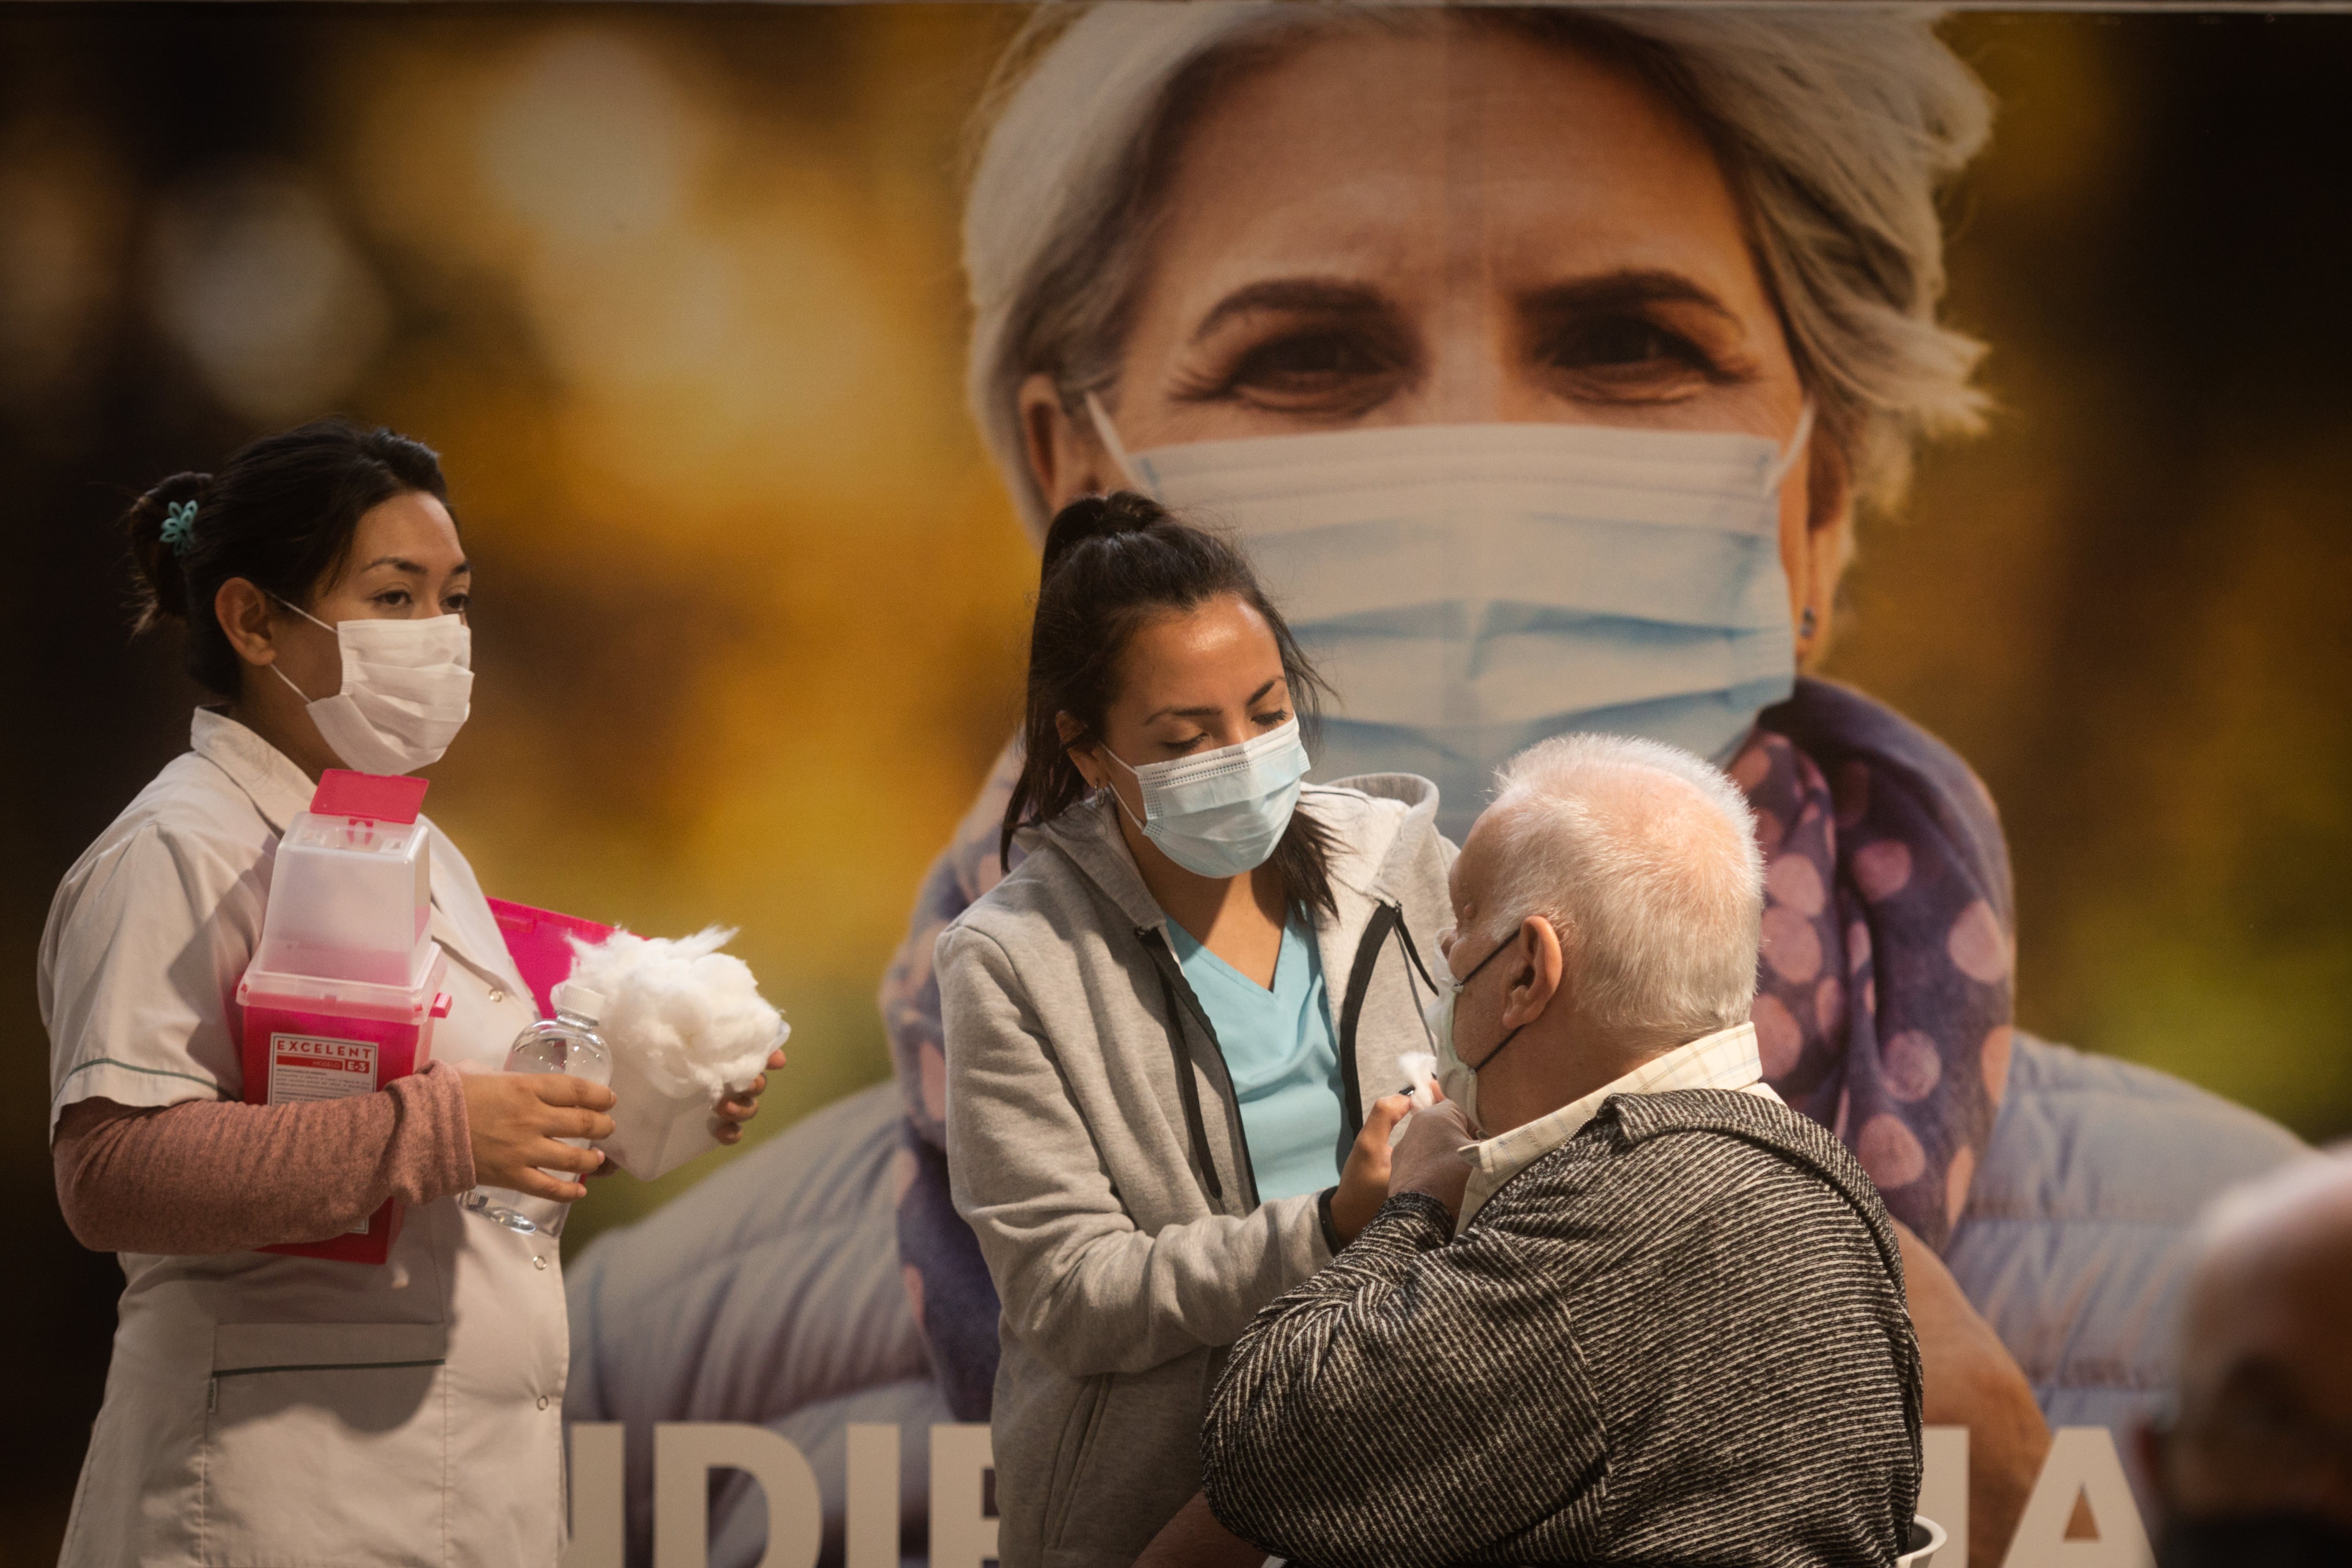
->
[533,1255,548,1270]
[537,1395,550,1411]
[488,987,504,1003]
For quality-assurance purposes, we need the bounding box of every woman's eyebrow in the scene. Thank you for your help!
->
[1518,268,1740,325]
[1191,277,1389,344]
[1141,680,1282,726]
[357,556,471,576]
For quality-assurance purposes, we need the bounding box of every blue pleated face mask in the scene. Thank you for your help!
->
[1100,717,1312,879]
[1089,399,1810,843]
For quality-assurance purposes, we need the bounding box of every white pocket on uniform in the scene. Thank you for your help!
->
[200,1321,449,1568]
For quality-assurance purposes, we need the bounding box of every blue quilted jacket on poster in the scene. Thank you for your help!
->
[563,1033,2304,1566]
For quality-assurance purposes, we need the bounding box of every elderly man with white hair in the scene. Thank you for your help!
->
[1198,734,1923,1568]
[2142,1148,2352,1567]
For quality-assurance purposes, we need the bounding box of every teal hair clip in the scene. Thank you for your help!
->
[159,499,199,556]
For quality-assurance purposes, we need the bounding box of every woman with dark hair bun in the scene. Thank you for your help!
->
[40,418,775,1568]
[939,490,1454,1566]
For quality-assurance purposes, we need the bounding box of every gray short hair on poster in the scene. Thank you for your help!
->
[1479,733,1765,1053]
[964,3,1994,538]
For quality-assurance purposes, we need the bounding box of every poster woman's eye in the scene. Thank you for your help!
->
[1181,320,1413,419]
[1537,313,1724,402]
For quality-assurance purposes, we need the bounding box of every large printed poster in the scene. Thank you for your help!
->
[6,6,2349,1567]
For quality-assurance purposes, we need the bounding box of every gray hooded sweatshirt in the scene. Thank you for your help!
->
[939,775,1454,1568]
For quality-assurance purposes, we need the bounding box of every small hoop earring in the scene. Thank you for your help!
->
[1799,605,1819,640]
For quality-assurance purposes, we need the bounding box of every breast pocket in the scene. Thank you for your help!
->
[199,1322,449,1568]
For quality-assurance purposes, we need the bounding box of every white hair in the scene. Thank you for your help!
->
[2173,1145,2352,1420]
[2187,1145,2352,1268]
[1477,733,1764,1050]
[965,2,1994,539]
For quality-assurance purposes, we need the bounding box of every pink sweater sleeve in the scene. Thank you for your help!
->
[53,1061,477,1256]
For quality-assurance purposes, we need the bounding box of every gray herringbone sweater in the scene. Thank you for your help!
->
[1201,1088,1922,1568]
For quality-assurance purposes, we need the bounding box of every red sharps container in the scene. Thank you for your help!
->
[235,769,453,1264]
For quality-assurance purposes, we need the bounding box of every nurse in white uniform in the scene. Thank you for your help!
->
[40,419,774,1567]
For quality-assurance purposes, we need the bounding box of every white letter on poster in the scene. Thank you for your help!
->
[565,1423,626,1568]
[1919,1424,1969,1568]
[1999,1426,2154,1568]
[845,1423,901,1568]
[930,1423,998,1568]
[653,1422,822,1568]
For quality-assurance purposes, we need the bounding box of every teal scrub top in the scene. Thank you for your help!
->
[1166,915,1345,1201]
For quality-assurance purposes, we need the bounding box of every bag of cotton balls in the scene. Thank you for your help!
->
[566,926,789,1178]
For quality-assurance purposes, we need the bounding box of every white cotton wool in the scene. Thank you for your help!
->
[565,927,787,1101]
[1397,1050,1439,1108]
[1388,1050,1441,1148]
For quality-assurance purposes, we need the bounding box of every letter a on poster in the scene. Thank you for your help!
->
[1999,1427,2153,1568]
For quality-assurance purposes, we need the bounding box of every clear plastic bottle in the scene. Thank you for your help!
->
[461,981,613,1234]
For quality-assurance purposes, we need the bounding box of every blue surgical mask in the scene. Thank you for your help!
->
[1090,399,1811,843]
[1101,717,1311,879]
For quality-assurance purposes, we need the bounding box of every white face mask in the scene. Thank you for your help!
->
[1100,717,1311,880]
[274,603,473,776]
[1421,931,1525,1135]
[1089,399,1810,842]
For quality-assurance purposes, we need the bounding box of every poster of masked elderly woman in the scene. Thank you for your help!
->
[564,7,2322,1563]
[7,4,2350,1567]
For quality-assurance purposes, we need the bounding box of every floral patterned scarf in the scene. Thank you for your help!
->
[885,677,2016,1417]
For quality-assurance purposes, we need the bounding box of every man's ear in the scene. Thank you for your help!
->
[1501,916,1566,1028]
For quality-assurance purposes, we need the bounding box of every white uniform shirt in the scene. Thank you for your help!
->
[40,709,571,1568]
[1457,1021,1782,1229]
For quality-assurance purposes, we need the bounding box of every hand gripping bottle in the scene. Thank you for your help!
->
[461,980,612,1234]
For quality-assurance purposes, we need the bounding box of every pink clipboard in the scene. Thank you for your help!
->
[485,897,617,1019]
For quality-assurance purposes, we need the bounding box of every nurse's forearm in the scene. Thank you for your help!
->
[51,1063,476,1255]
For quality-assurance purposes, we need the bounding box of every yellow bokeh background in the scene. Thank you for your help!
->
[310,10,1047,1240]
